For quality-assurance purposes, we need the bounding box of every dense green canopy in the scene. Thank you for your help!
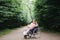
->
[0,0,27,30]
[0,0,60,32]
[35,0,60,31]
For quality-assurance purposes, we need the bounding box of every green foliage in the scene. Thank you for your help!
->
[0,29,11,36]
[35,0,60,31]
[20,0,36,23]
[0,0,27,30]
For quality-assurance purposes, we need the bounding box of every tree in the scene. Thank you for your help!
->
[0,0,26,30]
[35,0,60,31]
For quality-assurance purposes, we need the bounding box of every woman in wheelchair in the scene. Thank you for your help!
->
[23,20,38,39]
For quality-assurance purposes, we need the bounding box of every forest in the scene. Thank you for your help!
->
[0,0,60,32]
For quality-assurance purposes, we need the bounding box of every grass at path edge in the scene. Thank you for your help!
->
[0,29,11,37]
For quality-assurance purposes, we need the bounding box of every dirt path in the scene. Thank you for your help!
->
[0,27,60,40]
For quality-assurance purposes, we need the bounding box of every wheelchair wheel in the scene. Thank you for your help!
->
[24,35,27,39]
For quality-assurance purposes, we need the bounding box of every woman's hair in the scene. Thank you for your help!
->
[32,19,37,23]
[29,19,37,24]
